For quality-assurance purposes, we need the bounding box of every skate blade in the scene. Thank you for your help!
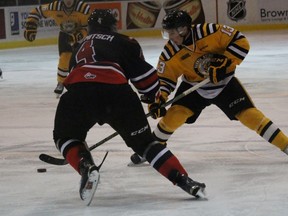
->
[55,93,61,99]
[81,170,100,206]
[127,161,149,167]
[195,188,207,199]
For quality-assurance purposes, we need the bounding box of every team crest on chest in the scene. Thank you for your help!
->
[194,54,214,78]
[227,0,246,21]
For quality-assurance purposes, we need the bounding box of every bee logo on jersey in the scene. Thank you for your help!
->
[60,20,77,33]
[227,0,246,21]
[194,54,215,78]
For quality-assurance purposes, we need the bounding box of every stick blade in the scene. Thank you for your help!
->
[39,153,68,165]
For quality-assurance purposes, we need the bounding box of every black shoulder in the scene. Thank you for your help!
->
[47,1,62,11]
[74,1,90,14]
[160,40,182,61]
[193,23,220,40]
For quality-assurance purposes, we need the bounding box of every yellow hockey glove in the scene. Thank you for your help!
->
[24,22,37,42]
[208,55,232,84]
[148,92,167,119]
[68,31,84,46]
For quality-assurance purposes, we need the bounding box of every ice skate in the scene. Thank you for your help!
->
[79,158,100,206]
[127,153,147,166]
[176,174,206,198]
[54,82,64,98]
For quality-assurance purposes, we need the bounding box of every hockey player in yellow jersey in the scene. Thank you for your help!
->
[129,10,288,165]
[24,0,90,97]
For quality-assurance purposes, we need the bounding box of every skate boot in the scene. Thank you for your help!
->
[127,153,147,166]
[79,158,100,206]
[54,82,64,97]
[176,173,206,198]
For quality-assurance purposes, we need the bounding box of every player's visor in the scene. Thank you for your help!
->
[161,27,186,39]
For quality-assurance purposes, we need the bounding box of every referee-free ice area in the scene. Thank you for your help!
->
[1,30,288,216]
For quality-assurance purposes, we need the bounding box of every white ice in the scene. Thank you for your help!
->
[1,30,288,216]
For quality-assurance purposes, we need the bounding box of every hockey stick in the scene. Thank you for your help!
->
[39,78,210,165]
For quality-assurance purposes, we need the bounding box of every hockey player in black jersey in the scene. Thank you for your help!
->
[129,10,288,165]
[53,9,206,205]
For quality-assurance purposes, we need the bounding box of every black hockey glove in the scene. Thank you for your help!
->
[24,22,37,42]
[208,55,232,84]
[148,94,167,119]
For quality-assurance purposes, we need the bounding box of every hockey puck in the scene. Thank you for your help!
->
[37,168,47,173]
[130,153,142,164]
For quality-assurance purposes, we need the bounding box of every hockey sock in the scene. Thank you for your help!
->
[58,52,71,82]
[237,107,288,150]
[145,143,187,184]
[65,145,87,174]
[60,141,87,174]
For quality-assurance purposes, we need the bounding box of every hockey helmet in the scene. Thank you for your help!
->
[88,9,117,33]
[162,10,192,30]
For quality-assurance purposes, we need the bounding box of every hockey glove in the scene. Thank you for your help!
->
[68,31,84,46]
[24,22,37,42]
[148,94,167,119]
[208,55,232,84]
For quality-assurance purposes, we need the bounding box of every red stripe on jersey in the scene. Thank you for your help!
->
[158,155,188,184]
[64,66,128,86]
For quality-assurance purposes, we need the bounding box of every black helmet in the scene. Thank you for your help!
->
[88,9,117,32]
[162,10,192,30]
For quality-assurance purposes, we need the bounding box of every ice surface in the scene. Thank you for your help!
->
[0,30,288,216]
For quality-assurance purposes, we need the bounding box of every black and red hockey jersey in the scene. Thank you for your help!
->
[66,30,159,98]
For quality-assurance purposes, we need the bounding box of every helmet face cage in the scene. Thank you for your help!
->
[161,26,186,39]
[88,9,117,32]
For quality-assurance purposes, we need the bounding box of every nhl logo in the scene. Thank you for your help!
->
[227,0,246,21]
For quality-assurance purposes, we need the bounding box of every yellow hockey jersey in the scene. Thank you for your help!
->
[157,23,250,99]
[26,0,90,34]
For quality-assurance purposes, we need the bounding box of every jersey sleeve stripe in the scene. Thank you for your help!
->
[130,68,155,82]
[161,41,181,61]
[136,80,160,94]
[159,77,176,93]
[195,24,205,40]
[75,2,90,14]
[235,31,245,40]
[36,6,45,19]
[28,11,41,21]
[227,43,249,60]
[131,68,160,94]
[207,23,217,34]
[159,85,171,95]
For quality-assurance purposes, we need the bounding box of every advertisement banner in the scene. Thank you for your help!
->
[1,0,287,46]
[10,11,20,35]
[4,6,59,41]
[258,0,288,23]
[218,0,288,26]
[125,0,205,30]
